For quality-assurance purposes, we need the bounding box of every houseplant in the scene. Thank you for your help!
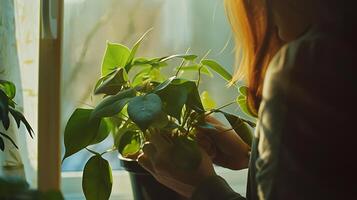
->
[0,81,64,199]
[62,30,256,200]
[0,80,33,151]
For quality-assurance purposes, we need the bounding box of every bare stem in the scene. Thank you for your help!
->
[175,48,191,76]
[85,148,99,156]
[100,147,117,156]
[205,101,236,116]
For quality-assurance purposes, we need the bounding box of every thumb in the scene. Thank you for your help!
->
[196,133,216,159]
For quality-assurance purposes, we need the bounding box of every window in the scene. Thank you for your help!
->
[61,0,240,172]
[2,0,249,198]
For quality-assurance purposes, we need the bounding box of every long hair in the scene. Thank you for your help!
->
[225,0,283,116]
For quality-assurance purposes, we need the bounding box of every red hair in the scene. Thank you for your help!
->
[225,0,283,116]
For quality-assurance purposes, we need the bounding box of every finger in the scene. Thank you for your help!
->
[161,132,173,145]
[137,153,156,174]
[204,115,223,126]
[196,125,223,141]
[196,132,212,149]
[142,142,157,161]
[195,133,217,159]
[196,121,233,137]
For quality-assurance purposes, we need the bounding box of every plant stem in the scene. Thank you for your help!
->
[200,49,211,63]
[187,101,236,131]
[196,49,211,87]
[205,101,236,116]
[85,148,99,156]
[118,112,129,120]
[175,48,191,76]
[100,147,117,156]
[197,64,203,88]
[181,107,192,128]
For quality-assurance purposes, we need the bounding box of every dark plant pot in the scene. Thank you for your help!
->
[119,156,187,200]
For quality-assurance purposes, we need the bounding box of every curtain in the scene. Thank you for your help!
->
[0,0,39,188]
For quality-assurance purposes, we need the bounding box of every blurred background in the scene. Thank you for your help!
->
[60,0,242,171]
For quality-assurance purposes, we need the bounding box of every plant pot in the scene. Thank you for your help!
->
[119,156,188,200]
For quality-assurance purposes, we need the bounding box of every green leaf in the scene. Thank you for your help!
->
[236,95,256,118]
[106,116,123,130]
[155,78,204,118]
[221,112,253,147]
[122,140,140,157]
[63,109,102,160]
[201,91,216,110]
[89,119,111,145]
[151,111,169,129]
[149,68,166,82]
[116,130,141,157]
[82,155,112,200]
[132,57,151,65]
[159,54,198,63]
[152,76,176,93]
[131,68,151,86]
[101,42,131,76]
[180,65,213,77]
[116,130,135,153]
[94,68,128,95]
[91,89,136,119]
[113,123,136,145]
[125,28,153,71]
[8,99,16,108]
[171,79,205,113]
[127,94,163,131]
[201,59,232,82]
[156,84,188,121]
[237,95,249,114]
[184,82,205,113]
[0,132,19,150]
[0,90,10,130]
[0,80,16,99]
[94,71,116,93]
[238,86,248,96]
[8,108,34,138]
[0,137,4,151]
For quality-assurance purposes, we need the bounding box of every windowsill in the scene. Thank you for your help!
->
[62,170,133,200]
[62,167,248,199]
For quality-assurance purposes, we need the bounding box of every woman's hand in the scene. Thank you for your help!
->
[137,132,216,198]
[196,115,251,170]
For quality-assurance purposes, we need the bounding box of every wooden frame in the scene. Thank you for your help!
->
[38,0,63,191]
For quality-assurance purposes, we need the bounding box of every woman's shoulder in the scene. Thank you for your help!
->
[264,22,356,117]
[269,23,356,82]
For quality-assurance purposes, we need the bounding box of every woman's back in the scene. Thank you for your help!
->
[251,21,357,200]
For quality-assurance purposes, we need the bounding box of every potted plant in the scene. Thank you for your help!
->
[62,30,255,200]
[0,80,33,152]
[0,81,63,199]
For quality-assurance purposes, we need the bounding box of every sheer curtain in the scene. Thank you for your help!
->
[0,0,39,188]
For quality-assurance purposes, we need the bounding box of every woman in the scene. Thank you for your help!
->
[138,0,356,199]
